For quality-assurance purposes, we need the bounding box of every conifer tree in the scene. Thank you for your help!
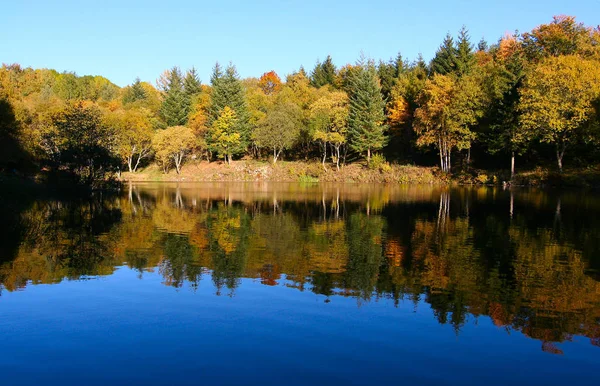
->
[123,77,147,105]
[208,62,250,154]
[159,67,190,126]
[347,57,388,162]
[310,55,337,88]
[430,33,457,75]
[455,26,475,75]
[184,67,202,98]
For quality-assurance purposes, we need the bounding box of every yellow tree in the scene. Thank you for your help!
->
[105,107,154,172]
[152,125,196,173]
[413,74,483,172]
[309,90,349,169]
[207,106,242,164]
[519,55,600,172]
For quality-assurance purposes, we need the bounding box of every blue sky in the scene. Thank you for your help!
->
[1,0,598,87]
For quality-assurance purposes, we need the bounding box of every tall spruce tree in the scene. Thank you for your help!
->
[378,53,405,102]
[310,55,337,88]
[123,77,147,105]
[430,33,457,75]
[347,57,388,162]
[455,26,475,76]
[184,67,202,98]
[208,62,250,153]
[159,67,190,126]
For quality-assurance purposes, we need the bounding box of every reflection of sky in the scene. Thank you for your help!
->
[1,266,597,385]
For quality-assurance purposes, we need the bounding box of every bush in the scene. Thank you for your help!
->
[298,174,319,183]
[368,154,387,170]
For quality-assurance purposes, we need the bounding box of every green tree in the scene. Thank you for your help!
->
[310,55,337,88]
[519,55,600,172]
[152,125,196,173]
[455,26,475,76]
[52,102,117,183]
[430,33,457,75]
[347,58,388,162]
[208,63,249,154]
[122,77,147,105]
[183,67,202,99]
[159,67,190,126]
[253,100,302,163]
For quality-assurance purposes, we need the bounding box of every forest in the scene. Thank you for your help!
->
[1,15,600,185]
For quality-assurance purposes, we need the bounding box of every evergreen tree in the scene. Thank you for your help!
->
[347,57,388,162]
[159,67,190,126]
[477,38,489,52]
[455,26,475,76]
[183,67,202,98]
[430,33,457,75]
[310,55,337,88]
[122,77,147,105]
[208,62,250,153]
[378,53,404,102]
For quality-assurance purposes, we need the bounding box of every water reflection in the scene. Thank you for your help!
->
[1,182,599,353]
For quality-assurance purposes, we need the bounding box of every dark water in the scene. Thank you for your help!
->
[1,182,599,385]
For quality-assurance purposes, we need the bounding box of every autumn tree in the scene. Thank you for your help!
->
[152,125,196,173]
[105,107,154,172]
[309,90,349,169]
[51,102,117,183]
[519,55,600,172]
[258,71,282,95]
[414,74,484,172]
[521,15,598,60]
[253,100,302,163]
[207,106,243,164]
[347,58,388,162]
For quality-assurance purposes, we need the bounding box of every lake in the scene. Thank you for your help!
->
[0,182,599,385]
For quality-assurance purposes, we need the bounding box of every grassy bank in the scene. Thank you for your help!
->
[121,160,447,184]
[121,160,600,188]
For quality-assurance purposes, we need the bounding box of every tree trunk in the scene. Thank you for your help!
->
[367,148,371,163]
[510,152,515,180]
[273,147,277,164]
[556,143,565,173]
[466,147,471,166]
[322,143,327,169]
[335,145,340,171]
[127,155,134,173]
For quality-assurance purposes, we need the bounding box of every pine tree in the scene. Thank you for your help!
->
[455,26,475,76]
[123,77,147,105]
[477,38,489,52]
[159,67,190,126]
[208,62,250,153]
[347,57,388,162]
[184,67,202,98]
[430,33,457,75]
[310,55,336,88]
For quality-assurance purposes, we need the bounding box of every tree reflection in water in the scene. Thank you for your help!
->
[1,182,599,353]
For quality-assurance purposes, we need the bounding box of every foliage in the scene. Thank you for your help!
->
[152,125,196,173]
[347,57,388,162]
[519,55,600,172]
[51,102,118,183]
[207,106,243,164]
[253,100,302,163]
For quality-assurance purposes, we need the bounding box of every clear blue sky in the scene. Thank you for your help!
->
[1,0,598,87]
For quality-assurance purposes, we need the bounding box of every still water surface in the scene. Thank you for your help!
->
[1,183,599,385]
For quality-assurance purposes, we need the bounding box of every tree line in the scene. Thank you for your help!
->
[1,15,599,182]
